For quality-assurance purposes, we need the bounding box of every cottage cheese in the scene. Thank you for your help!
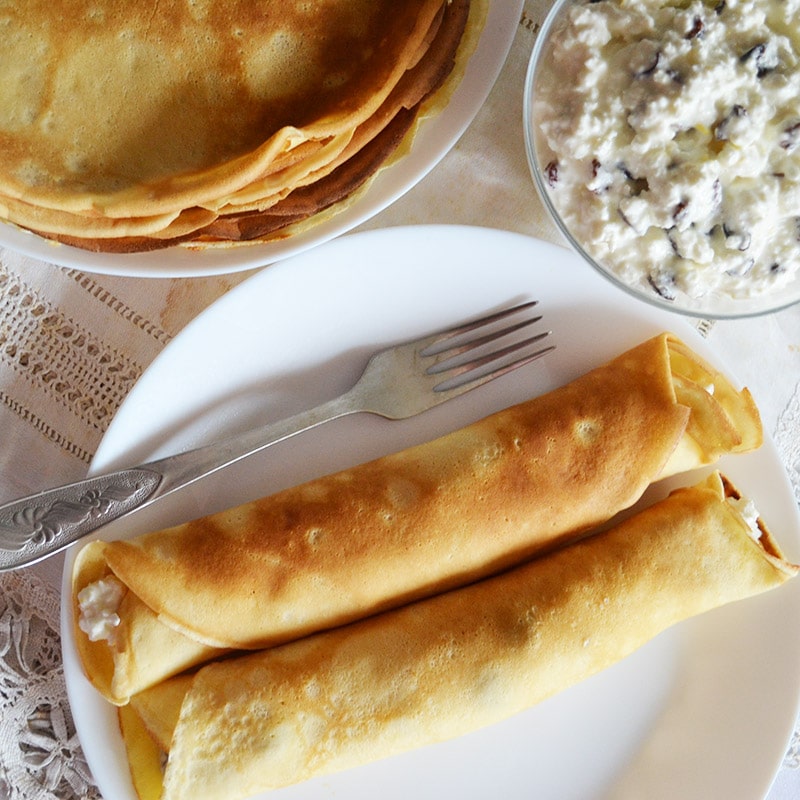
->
[727,494,762,540]
[535,0,800,302]
[77,576,124,644]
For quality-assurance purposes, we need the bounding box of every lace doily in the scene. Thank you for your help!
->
[0,571,100,800]
[776,381,800,507]
[775,380,800,769]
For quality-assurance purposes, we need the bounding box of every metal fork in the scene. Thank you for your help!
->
[0,301,553,570]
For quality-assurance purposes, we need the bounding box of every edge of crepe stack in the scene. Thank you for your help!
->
[69,332,799,798]
[0,0,484,254]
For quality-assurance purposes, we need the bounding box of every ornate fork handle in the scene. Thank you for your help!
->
[0,469,161,571]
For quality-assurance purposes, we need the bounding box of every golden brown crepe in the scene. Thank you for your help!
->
[122,471,797,800]
[0,0,479,252]
[71,333,762,705]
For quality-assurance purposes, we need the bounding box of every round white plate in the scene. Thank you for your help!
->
[1,3,522,278]
[62,226,800,800]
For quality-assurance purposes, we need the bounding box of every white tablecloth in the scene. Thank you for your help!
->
[1,3,799,798]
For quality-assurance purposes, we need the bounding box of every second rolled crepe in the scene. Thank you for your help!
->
[121,471,798,800]
[72,332,762,703]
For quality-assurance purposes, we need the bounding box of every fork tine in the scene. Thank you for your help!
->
[355,300,553,420]
[431,329,553,377]
[432,329,554,393]
[417,300,541,356]
[425,319,545,374]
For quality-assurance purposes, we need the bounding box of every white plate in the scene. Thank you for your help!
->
[62,226,800,800]
[1,3,521,278]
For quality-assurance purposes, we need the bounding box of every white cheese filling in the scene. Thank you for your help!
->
[727,494,762,540]
[77,576,125,644]
[535,0,800,301]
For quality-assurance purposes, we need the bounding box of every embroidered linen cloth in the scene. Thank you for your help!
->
[1,3,799,798]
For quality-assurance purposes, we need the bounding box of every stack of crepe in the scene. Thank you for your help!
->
[0,0,478,253]
[70,333,798,800]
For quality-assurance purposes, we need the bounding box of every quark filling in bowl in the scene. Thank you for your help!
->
[530,0,800,312]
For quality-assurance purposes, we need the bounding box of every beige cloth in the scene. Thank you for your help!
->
[0,3,799,798]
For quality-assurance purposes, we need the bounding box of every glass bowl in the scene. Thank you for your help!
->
[523,0,800,319]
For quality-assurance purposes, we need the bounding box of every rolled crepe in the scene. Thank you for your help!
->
[121,472,797,800]
[72,333,762,703]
